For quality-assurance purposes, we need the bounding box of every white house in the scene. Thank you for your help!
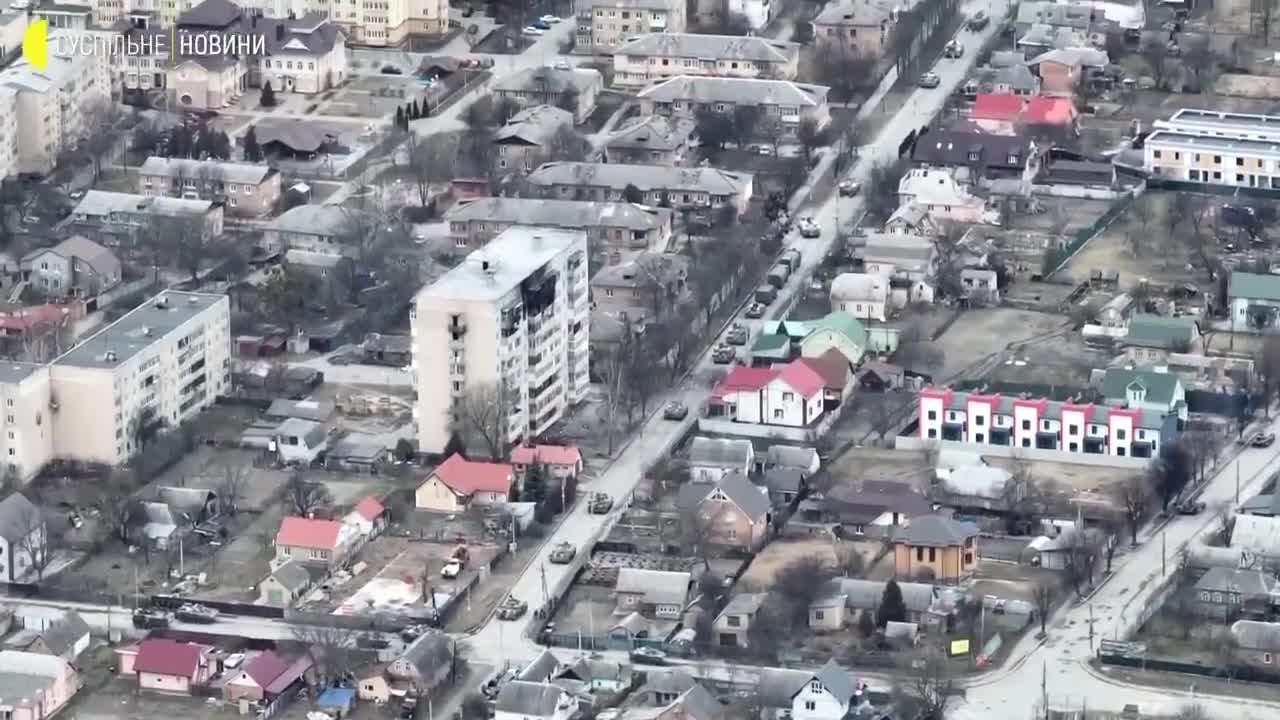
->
[791,659,857,720]
[709,362,826,428]
[687,436,755,482]
[1228,271,1280,331]
[274,418,328,465]
[898,168,999,225]
[0,493,45,583]
[830,273,888,322]
[343,496,385,538]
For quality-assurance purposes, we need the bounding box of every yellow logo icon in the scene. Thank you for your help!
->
[22,18,48,70]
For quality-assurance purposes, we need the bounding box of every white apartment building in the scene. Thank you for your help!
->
[49,291,231,466]
[0,364,54,484]
[411,227,590,455]
[236,0,447,46]
[0,86,18,182]
[0,38,110,177]
[576,0,687,54]
[1145,109,1280,190]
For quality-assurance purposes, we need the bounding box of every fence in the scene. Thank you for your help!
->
[1099,647,1280,686]
[1043,186,1143,278]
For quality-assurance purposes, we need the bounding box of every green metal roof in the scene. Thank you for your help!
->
[1101,367,1180,407]
[1125,314,1195,350]
[1229,271,1280,302]
[750,333,792,359]
[807,311,868,348]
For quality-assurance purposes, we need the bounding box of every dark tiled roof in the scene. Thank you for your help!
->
[911,129,1032,170]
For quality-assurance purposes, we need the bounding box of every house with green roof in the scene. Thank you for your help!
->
[748,312,869,367]
[1101,367,1186,421]
[1122,314,1199,365]
[1229,271,1280,331]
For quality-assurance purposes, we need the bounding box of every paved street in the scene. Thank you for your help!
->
[461,0,1012,669]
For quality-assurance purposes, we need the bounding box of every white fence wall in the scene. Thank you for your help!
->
[893,436,1153,470]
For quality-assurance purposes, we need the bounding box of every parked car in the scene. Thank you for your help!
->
[712,344,736,364]
[663,401,689,420]
[838,180,862,197]
[380,65,403,74]
[441,559,463,578]
[745,302,766,319]
[554,58,571,70]
[539,14,560,23]
[798,216,820,238]
[523,25,545,35]
[549,542,576,564]
[968,10,988,30]
[497,596,528,620]
[223,653,245,669]
[532,19,551,29]
[1177,500,1206,515]
[726,323,749,345]
[944,40,964,58]
[631,647,668,665]
[1252,432,1276,448]
[919,72,941,88]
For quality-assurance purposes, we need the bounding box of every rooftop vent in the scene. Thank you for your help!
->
[104,351,117,363]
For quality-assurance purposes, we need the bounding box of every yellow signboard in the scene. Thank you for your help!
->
[949,639,970,656]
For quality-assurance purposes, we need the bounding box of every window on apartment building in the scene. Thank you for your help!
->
[1153,150,1161,158]
[1116,429,1127,440]
[975,433,984,443]
[1213,171,1222,180]
[927,410,936,420]
[1069,424,1079,435]
[782,392,794,402]
[974,416,984,426]
[1238,157,1245,166]
[1238,174,1245,183]
[927,429,937,438]
[1117,447,1127,456]
[805,701,817,711]
[1022,438,1031,447]
[928,548,936,562]
[1194,154,1201,162]
[1214,155,1222,164]
[916,547,924,561]
[1021,419,1030,430]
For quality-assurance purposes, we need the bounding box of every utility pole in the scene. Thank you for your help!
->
[1162,531,1167,576]
[1041,660,1048,720]
[1087,603,1095,655]
[1237,460,1242,505]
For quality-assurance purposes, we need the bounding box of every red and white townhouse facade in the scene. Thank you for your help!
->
[917,388,1178,459]
[709,362,826,427]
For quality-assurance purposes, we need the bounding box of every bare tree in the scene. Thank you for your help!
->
[773,557,837,631]
[1255,334,1280,412]
[1141,41,1171,90]
[893,649,955,720]
[284,473,333,516]
[893,320,944,375]
[14,499,52,582]
[679,502,726,572]
[405,131,460,208]
[451,381,518,460]
[1215,503,1236,546]
[546,125,593,163]
[292,624,356,683]
[218,463,250,517]
[595,333,634,456]
[1176,704,1212,720]
[856,391,912,444]
[1063,529,1100,598]
[1031,579,1058,636]
[1183,429,1223,484]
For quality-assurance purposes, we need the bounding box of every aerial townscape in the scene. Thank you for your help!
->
[9,0,1280,718]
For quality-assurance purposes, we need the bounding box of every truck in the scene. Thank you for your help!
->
[766,263,790,289]
[754,285,778,304]
[779,248,802,272]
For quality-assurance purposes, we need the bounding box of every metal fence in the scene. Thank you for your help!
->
[1044,187,1143,278]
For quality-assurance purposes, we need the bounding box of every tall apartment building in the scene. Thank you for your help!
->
[0,364,54,484]
[411,227,590,455]
[0,37,111,177]
[1146,109,1280,191]
[0,86,18,182]
[576,0,687,54]
[49,290,231,466]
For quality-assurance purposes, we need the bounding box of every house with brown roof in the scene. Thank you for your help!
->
[813,0,895,57]
[800,480,933,536]
[492,105,576,176]
[222,651,311,703]
[274,516,362,568]
[604,114,697,166]
[415,453,514,513]
[119,638,215,695]
[678,471,773,553]
[21,236,121,298]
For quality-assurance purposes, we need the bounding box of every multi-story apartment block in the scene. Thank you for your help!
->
[69,191,225,243]
[0,364,54,484]
[411,227,590,455]
[0,35,110,177]
[576,0,687,54]
[638,76,831,137]
[445,198,673,252]
[492,105,575,176]
[49,291,231,466]
[526,161,754,214]
[613,33,799,87]
[917,387,1179,460]
[1145,110,1280,190]
[491,67,603,124]
[813,0,895,58]
[604,115,695,165]
[0,86,18,182]
[237,0,446,46]
[138,157,282,217]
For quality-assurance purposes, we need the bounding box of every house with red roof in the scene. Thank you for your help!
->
[120,638,214,695]
[344,495,387,537]
[970,93,1025,134]
[510,444,583,481]
[787,349,852,408]
[1023,96,1078,137]
[275,516,361,568]
[708,360,826,428]
[415,454,514,513]
[223,650,312,703]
